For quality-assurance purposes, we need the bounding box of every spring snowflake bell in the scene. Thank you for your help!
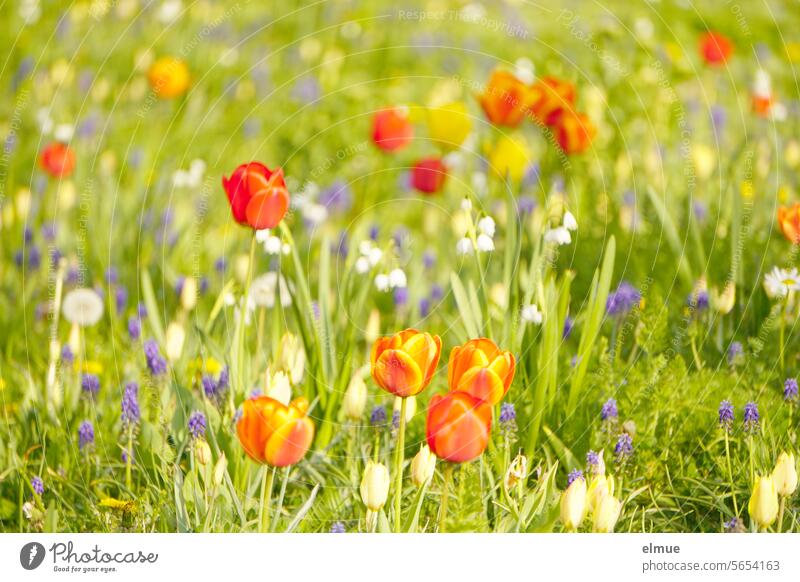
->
[521,303,543,325]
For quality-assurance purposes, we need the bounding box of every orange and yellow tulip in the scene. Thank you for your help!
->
[778,204,800,244]
[371,329,441,398]
[236,396,314,467]
[426,391,492,463]
[477,69,534,128]
[448,338,515,405]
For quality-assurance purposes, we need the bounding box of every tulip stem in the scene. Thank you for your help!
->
[259,466,275,533]
[724,430,738,516]
[438,463,454,533]
[780,295,788,375]
[235,234,258,396]
[777,497,785,533]
[393,397,407,532]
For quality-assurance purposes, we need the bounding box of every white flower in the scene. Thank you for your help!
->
[223,292,236,306]
[249,272,292,308]
[189,159,206,184]
[764,267,800,299]
[54,124,74,142]
[265,368,292,406]
[514,57,535,85]
[563,210,578,231]
[753,69,771,99]
[157,0,182,24]
[165,321,185,362]
[255,229,271,243]
[358,240,374,255]
[456,237,474,255]
[62,288,104,326]
[172,169,190,188]
[302,202,328,226]
[471,172,487,195]
[477,216,496,238]
[374,273,390,292]
[544,226,572,245]
[388,268,407,288]
[368,247,383,266]
[521,304,543,324]
[264,236,282,255]
[355,256,370,274]
[460,197,473,212]
[37,109,53,134]
[476,233,495,252]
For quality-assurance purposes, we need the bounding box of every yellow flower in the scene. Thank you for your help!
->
[75,360,104,375]
[593,495,622,533]
[426,102,472,149]
[712,282,736,314]
[560,476,587,531]
[772,452,798,497]
[410,444,436,487]
[488,135,531,182]
[587,474,615,514]
[748,475,779,528]
[360,461,390,512]
[148,57,190,99]
[740,180,754,199]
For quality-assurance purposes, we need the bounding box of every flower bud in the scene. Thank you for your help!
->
[504,453,528,491]
[360,461,390,511]
[194,439,212,466]
[264,367,292,406]
[559,476,587,531]
[343,372,368,420]
[587,474,615,514]
[772,451,798,497]
[279,332,306,385]
[180,276,198,311]
[592,495,622,533]
[748,475,779,528]
[410,444,436,487]
[165,321,185,362]
[365,309,381,344]
[213,452,227,486]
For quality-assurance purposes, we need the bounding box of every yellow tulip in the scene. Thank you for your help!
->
[360,461,390,512]
[342,371,368,420]
[426,102,472,149]
[593,495,622,533]
[560,477,587,531]
[772,452,798,497]
[488,135,531,182]
[748,475,779,528]
[587,474,615,514]
[410,444,436,487]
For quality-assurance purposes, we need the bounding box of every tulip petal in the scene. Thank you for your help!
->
[266,417,315,467]
[373,349,423,397]
[245,188,289,230]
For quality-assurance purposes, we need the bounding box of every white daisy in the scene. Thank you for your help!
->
[764,267,800,299]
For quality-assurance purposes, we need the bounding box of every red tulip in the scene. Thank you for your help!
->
[372,108,413,152]
[39,142,75,178]
[553,109,595,155]
[426,391,491,463]
[529,76,576,127]
[699,32,733,66]
[222,162,290,230]
[410,158,447,194]
[477,69,534,128]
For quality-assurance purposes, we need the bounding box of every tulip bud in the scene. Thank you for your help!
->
[194,439,212,466]
[279,332,306,385]
[343,373,368,420]
[748,475,779,528]
[213,452,227,486]
[587,474,615,514]
[165,321,185,362]
[772,452,798,497]
[365,309,381,344]
[180,276,198,312]
[393,395,416,422]
[411,444,436,487]
[560,476,587,531]
[592,495,622,533]
[264,367,292,406]
[504,453,528,491]
[360,461,390,512]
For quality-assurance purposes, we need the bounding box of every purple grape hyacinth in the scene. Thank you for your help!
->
[188,411,207,439]
[78,421,95,450]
